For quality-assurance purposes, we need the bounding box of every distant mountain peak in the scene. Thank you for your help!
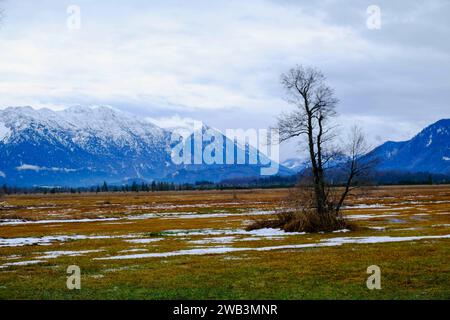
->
[366,118,450,174]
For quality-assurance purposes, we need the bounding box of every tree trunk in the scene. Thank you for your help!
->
[306,110,327,215]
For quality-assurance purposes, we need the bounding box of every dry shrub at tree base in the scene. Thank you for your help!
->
[246,210,356,233]
[246,186,357,233]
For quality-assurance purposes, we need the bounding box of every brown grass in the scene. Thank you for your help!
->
[247,185,358,233]
[0,186,449,299]
[246,210,357,233]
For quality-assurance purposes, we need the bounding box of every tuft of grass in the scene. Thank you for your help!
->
[143,231,166,237]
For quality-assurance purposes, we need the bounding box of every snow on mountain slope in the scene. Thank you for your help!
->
[0,106,167,150]
[0,106,173,186]
[365,119,450,174]
[281,158,307,172]
[0,106,291,186]
[0,122,11,141]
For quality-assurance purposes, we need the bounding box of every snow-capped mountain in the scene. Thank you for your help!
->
[281,158,307,172]
[365,119,450,174]
[276,119,450,176]
[0,106,291,186]
[166,123,291,182]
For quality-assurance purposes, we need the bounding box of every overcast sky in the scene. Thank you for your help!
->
[0,0,449,160]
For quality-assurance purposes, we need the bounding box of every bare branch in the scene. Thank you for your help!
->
[277,65,340,215]
[334,126,376,214]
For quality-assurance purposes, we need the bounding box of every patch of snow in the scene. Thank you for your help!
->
[160,213,231,219]
[3,260,46,267]
[0,235,87,247]
[96,246,250,259]
[124,238,163,244]
[0,210,278,226]
[36,250,103,259]
[344,204,387,209]
[0,234,136,247]
[346,213,400,220]
[368,226,387,230]
[323,234,450,245]
[0,217,118,226]
[391,227,420,231]
[0,170,5,178]
[16,164,42,171]
[4,254,21,260]
[426,135,432,147]
[162,228,304,238]
[189,236,236,245]
[0,122,11,141]
[247,228,305,236]
[96,234,450,260]
[332,229,351,233]
[443,157,450,161]
[132,202,250,210]
[239,237,261,241]
[382,207,413,211]
[119,248,149,253]
[160,210,277,220]
[102,221,134,225]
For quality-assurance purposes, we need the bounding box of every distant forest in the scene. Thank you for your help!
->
[1,170,449,195]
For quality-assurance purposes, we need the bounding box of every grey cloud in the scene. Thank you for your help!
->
[0,0,448,160]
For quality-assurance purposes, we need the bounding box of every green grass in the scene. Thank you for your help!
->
[1,240,449,299]
[1,186,449,299]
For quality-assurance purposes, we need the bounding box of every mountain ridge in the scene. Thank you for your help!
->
[0,106,291,186]
[281,119,450,175]
[365,118,450,174]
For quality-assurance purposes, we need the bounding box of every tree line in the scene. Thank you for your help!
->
[1,170,446,197]
[0,176,298,195]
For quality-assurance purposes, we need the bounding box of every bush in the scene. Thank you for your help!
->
[246,210,356,233]
[246,186,356,233]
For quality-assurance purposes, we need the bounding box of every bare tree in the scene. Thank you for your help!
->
[278,65,338,216]
[274,65,375,231]
[333,127,375,214]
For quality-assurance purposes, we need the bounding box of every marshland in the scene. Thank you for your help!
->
[0,185,449,299]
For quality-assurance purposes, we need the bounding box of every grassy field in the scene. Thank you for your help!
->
[0,186,449,299]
